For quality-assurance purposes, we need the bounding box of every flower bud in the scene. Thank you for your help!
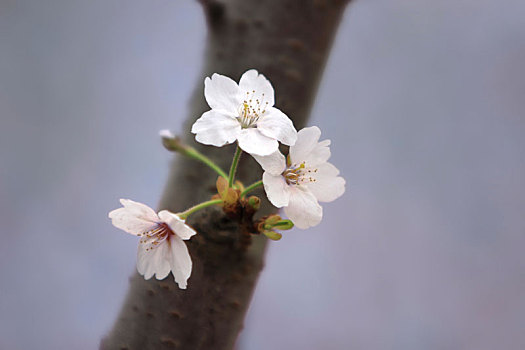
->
[247,196,260,210]
[272,219,294,230]
[159,129,174,139]
[264,214,282,226]
[160,130,185,152]
[263,230,282,241]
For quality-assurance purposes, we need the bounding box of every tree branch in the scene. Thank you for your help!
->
[101,0,350,349]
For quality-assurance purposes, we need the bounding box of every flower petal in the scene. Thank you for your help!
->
[289,126,331,167]
[159,129,174,139]
[191,110,241,147]
[204,73,241,114]
[283,187,323,229]
[108,199,158,236]
[307,162,346,202]
[158,210,197,240]
[252,151,287,175]
[290,126,321,161]
[167,235,193,289]
[239,69,275,107]
[304,139,331,167]
[120,199,158,220]
[262,172,290,207]
[237,128,278,156]
[257,107,297,146]
[137,240,171,280]
[109,208,154,235]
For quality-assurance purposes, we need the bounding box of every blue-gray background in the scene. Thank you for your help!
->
[1,0,524,349]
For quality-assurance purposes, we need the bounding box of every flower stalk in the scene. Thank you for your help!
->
[178,199,223,220]
[228,145,242,188]
[240,180,263,198]
[161,132,228,179]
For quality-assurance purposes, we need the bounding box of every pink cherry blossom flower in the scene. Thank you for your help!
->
[108,199,196,289]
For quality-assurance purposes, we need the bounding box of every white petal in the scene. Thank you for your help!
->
[257,107,297,146]
[167,235,193,289]
[290,126,321,161]
[159,129,174,139]
[158,210,197,240]
[109,207,154,235]
[204,73,241,114]
[239,69,275,107]
[307,162,346,202]
[137,240,171,280]
[252,151,286,175]
[262,172,290,207]
[120,199,158,220]
[312,161,339,177]
[304,139,331,167]
[289,126,331,167]
[237,128,278,156]
[191,110,241,147]
[284,187,323,229]
[108,199,158,236]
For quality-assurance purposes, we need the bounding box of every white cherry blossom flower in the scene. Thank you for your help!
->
[253,126,346,229]
[108,199,196,289]
[191,69,297,156]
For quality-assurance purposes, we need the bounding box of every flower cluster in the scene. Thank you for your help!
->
[109,69,346,289]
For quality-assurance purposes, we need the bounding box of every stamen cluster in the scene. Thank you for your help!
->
[138,222,171,251]
[282,162,319,185]
[238,90,269,128]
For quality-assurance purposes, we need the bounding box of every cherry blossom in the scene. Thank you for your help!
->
[191,69,297,156]
[253,126,346,229]
[108,199,196,289]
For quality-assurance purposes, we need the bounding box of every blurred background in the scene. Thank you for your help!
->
[1,0,525,349]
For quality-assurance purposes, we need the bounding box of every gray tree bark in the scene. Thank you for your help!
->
[101,0,350,349]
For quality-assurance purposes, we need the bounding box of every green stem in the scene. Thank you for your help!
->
[185,147,228,179]
[240,180,263,198]
[178,199,223,220]
[162,137,228,179]
[228,145,242,188]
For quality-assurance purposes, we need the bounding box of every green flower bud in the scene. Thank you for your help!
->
[272,220,294,230]
[263,230,282,241]
[264,214,282,226]
[247,196,261,210]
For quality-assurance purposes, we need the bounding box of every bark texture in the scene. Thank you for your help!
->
[101,0,350,349]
